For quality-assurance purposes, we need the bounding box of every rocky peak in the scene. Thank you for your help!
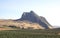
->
[17,11,52,29]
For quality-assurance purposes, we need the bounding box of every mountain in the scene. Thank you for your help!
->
[17,11,52,29]
[0,11,53,30]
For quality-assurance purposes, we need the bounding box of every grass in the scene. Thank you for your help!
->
[0,29,60,38]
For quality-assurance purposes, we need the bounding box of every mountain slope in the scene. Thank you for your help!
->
[0,11,53,30]
[17,11,52,29]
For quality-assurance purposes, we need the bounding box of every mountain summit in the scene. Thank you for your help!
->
[17,11,52,29]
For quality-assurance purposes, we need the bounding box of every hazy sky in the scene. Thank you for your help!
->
[0,0,60,27]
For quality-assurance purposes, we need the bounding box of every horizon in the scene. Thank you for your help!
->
[0,0,60,27]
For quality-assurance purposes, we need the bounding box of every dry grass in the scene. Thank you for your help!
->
[0,27,17,31]
[0,20,45,30]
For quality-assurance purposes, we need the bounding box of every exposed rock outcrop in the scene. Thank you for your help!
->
[17,11,52,29]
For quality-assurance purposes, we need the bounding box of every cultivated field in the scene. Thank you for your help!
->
[0,29,60,38]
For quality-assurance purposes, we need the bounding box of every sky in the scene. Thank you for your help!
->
[0,0,60,27]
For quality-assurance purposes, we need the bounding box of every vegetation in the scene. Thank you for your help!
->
[0,29,60,38]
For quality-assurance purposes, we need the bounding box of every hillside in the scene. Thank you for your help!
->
[0,20,45,29]
[0,11,53,30]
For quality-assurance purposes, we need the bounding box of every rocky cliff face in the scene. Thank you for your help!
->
[17,11,52,29]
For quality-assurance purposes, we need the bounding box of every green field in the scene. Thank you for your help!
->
[0,29,60,38]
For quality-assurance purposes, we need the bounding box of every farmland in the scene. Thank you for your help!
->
[0,29,60,38]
